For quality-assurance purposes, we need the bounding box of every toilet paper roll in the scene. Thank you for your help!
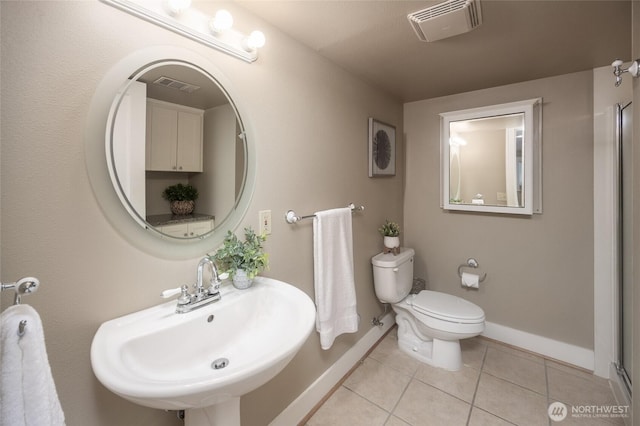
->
[461,272,480,289]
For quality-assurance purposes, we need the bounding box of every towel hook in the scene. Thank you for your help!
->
[18,320,27,337]
[457,258,487,282]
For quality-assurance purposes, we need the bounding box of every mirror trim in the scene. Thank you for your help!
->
[85,46,256,259]
[440,98,542,215]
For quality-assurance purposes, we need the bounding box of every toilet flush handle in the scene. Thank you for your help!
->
[393,268,399,272]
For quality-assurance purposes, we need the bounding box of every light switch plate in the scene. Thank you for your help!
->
[259,210,272,235]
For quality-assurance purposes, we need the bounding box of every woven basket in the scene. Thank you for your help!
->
[170,200,195,215]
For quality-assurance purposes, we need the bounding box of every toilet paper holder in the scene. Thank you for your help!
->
[457,258,487,282]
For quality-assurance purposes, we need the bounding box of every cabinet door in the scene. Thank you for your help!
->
[146,103,178,171]
[160,223,189,238]
[189,219,213,237]
[160,220,212,238]
[177,111,203,172]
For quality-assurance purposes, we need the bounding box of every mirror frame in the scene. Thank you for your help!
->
[440,98,542,215]
[85,46,256,259]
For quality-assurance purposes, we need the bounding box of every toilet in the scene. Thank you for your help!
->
[372,248,485,371]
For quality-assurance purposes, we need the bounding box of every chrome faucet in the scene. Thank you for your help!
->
[162,257,222,314]
[195,257,221,300]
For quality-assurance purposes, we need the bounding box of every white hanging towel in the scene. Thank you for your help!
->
[1,304,65,426]
[313,207,358,350]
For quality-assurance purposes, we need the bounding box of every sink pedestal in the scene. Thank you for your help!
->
[185,398,240,426]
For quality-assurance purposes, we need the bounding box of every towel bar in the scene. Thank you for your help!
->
[1,276,40,305]
[1,277,40,338]
[285,203,364,224]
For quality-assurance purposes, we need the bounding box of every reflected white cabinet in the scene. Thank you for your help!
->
[146,99,203,172]
[160,219,214,238]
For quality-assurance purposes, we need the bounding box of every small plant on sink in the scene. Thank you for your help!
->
[210,227,268,289]
[162,183,199,215]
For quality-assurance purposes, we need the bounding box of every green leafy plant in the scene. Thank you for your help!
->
[162,183,199,202]
[210,227,268,279]
[378,219,400,237]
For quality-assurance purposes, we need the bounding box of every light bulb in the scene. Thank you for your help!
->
[244,30,266,51]
[449,135,467,147]
[210,9,233,33]
[166,0,191,15]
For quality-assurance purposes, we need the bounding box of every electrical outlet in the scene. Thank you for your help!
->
[259,210,272,235]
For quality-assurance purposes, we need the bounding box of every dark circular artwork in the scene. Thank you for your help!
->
[374,129,391,170]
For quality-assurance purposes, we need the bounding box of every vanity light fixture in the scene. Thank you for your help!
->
[100,0,265,63]
[210,9,233,34]
[166,0,191,15]
[612,59,639,87]
[244,30,266,51]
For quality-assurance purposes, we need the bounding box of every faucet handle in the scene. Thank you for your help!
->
[177,285,191,305]
[162,285,192,305]
[161,287,182,298]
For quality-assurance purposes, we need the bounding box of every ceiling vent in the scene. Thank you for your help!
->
[408,0,482,42]
[153,76,200,93]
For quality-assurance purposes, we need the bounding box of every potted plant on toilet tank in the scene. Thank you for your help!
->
[162,183,198,215]
[210,227,268,289]
[379,219,401,254]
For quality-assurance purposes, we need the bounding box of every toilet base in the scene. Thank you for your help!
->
[395,309,463,371]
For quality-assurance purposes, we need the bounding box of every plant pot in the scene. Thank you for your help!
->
[170,200,195,215]
[232,269,253,290]
[383,236,400,249]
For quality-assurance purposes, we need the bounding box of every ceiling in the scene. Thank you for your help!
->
[138,64,230,109]
[236,0,632,102]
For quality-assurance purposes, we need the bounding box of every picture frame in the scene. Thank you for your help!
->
[368,118,396,177]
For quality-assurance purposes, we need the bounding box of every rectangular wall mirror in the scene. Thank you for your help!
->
[440,98,542,215]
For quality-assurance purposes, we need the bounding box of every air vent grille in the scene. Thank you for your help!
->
[153,76,201,93]
[408,0,482,42]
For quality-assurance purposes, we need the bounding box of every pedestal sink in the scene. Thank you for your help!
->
[91,277,316,426]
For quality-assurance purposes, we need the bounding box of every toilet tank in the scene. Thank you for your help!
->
[371,248,415,303]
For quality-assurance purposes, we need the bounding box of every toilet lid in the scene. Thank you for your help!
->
[409,291,485,323]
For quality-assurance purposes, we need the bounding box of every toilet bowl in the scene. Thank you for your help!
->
[372,248,485,371]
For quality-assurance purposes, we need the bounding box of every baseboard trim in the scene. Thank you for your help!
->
[483,321,595,371]
[269,313,396,426]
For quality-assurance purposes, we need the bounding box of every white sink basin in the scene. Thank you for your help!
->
[91,277,315,420]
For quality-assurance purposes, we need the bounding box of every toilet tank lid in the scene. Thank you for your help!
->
[371,248,415,267]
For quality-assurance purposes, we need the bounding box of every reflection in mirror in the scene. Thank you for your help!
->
[109,61,246,240]
[441,98,542,215]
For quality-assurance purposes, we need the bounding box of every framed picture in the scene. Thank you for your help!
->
[368,118,396,177]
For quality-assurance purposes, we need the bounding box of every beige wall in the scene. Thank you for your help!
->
[0,2,403,426]
[404,71,595,349]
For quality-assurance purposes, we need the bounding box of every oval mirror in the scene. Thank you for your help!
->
[108,61,246,240]
[85,47,255,259]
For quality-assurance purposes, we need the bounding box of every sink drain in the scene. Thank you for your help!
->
[211,358,229,370]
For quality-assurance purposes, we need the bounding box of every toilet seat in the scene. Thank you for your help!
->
[408,290,485,324]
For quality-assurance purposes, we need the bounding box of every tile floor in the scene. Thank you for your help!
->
[304,329,626,426]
